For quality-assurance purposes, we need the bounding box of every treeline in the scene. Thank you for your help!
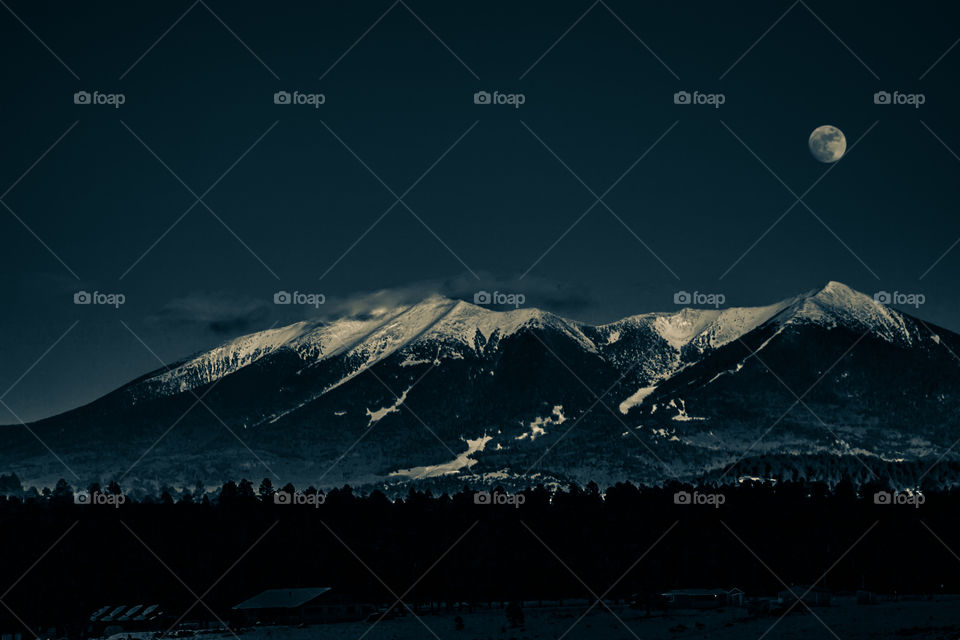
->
[696,455,960,490]
[1,476,959,637]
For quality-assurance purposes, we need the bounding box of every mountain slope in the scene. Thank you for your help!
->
[2,282,958,491]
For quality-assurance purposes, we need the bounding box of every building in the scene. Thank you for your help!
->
[232,588,374,625]
[726,587,745,607]
[88,604,167,636]
[777,585,831,607]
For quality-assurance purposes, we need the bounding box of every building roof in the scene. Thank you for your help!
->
[101,606,128,622]
[133,604,161,621]
[117,604,143,621]
[89,606,112,621]
[90,604,163,622]
[233,588,332,610]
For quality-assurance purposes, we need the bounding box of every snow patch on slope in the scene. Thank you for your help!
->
[388,435,493,479]
[366,386,412,426]
[670,398,706,422]
[619,386,658,414]
[516,405,565,441]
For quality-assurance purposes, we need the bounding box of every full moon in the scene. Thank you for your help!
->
[808,125,846,163]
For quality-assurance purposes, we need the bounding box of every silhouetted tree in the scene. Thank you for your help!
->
[52,479,73,504]
[258,478,274,501]
[237,478,257,504]
[219,480,239,504]
[0,472,22,495]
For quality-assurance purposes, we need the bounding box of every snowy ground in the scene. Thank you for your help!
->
[130,596,960,640]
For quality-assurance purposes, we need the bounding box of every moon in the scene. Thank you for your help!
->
[808,125,846,163]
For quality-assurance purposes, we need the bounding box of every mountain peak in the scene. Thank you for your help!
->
[787,280,913,343]
[820,279,855,292]
[811,280,862,302]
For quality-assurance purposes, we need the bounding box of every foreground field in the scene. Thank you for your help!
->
[146,596,960,640]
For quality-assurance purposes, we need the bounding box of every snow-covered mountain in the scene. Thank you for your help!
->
[130,296,595,403]
[2,282,958,492]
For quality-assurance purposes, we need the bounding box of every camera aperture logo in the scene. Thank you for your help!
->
[74,90,125,108]
[473,290,525,308]
[274,90,326,108]
[274,490,325,507]
[873,290,925,308]
[474,490,525,508]
[874,490,924,508]
[473,90,525,109]
[673,290,725,308]
[74,290,126,308]
[873,91,925,108]
[673,90,725,108]
[74,491,126,508]
[274,290,325,308]
[674,490,725,508]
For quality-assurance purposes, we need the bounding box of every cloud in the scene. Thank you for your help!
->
[146,274,595,342]
[441,272,592,314]
[314,272,593,320]
[148,292,271,334]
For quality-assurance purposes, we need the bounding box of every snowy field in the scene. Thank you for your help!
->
[112,596,960,640]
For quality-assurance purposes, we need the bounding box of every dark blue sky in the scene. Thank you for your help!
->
[2,0,959,421]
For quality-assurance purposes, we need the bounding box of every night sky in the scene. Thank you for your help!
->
[2,1,959,421]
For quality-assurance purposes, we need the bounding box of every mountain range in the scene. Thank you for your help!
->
[2,281,958,493]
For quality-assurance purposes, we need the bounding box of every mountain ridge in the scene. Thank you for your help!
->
[1,281,957,492]
[118,280,921,407]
